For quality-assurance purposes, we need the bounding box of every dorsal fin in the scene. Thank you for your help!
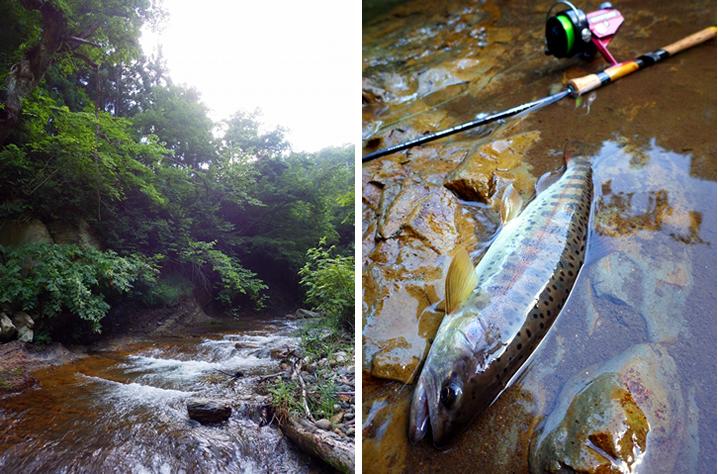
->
[535,170,562,194]
[445,248,478,315]
[500,183,523,225]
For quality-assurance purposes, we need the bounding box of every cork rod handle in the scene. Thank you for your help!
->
[568,26,717,97]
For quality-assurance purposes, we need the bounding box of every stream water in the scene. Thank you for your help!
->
[362,0,716,472]
[0,318,328,473]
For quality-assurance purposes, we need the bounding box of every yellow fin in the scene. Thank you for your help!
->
[500,183,522,225]
[445,248,478,315]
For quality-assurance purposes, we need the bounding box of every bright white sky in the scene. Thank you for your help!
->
[140,0,357,153]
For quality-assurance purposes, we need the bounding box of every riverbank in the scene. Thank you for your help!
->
[0,302,355,472]
[260,314,356,473]
[0,340,85,393]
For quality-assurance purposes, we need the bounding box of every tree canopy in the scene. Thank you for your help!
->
[0,0,354,341]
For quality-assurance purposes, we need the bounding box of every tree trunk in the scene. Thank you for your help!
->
[280,416,355,474]
[0,0,67,145]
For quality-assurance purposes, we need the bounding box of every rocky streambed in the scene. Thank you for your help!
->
[0,314,354,473]
[362,0,716,472]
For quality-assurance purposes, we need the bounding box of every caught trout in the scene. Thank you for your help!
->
[409,153,594,448]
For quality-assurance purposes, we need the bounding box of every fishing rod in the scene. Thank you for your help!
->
[362,25,717,163]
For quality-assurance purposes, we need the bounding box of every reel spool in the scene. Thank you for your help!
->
[545,1,624,65]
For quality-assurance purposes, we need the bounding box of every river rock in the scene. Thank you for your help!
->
[530,343,684,474]
[17,326,33,343]
[255,349,271,358]
[315,418,332,431]
[12,312,35,330]
[588,234,692,344]
[187,398,232,424]
[295,308,322,319]
[0,313,17,342]
[444,131,540,203]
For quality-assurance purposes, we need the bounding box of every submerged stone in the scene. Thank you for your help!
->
[530,344,684,474]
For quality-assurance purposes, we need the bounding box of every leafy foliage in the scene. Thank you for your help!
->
[298,239,355,331]
[179,240,267,311]
[0,243,158,332]
[0,0,354,339]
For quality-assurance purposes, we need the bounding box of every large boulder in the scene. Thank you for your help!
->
[187,398,232,424]
[0,313,17,343]
[47,218,102,250]
[12,312,34,330]
[0,218,53,247]
[17,326,33,343]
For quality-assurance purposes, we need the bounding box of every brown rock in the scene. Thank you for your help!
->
[444,131,540,203]
[530,344,684,474]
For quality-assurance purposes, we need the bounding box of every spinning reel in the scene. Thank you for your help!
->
[544,1,624,65]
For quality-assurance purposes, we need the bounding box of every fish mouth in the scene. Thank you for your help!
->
[408,374,433,443]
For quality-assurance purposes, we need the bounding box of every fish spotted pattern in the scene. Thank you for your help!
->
[409,155,594,448]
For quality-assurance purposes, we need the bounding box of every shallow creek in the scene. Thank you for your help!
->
[362,0,716,472]
[0,318,327,473]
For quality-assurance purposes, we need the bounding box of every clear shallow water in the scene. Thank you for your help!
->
[0,318,327,473]
[362,0,716,471]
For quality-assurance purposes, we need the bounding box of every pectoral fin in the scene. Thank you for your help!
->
[500,183,523,225]
[445,248,478,315]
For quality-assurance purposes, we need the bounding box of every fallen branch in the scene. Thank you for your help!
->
[280,416,354,474]
[293,361,315,423]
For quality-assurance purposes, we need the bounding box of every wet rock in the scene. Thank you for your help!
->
[17,326,33,343]
[234,342,258,350]
[187,398,232,424]
[588,147,697,343]
[0,313,17,343]
[255,349,271,358]
[444,131,540,203]
[363,77,390,105]
[12,312,34,330]
[530,344,684,474]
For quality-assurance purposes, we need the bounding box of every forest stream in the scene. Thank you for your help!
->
[0,317,330,473]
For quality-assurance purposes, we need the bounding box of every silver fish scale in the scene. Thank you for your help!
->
[476,160,592,387]
[420,158,593,445]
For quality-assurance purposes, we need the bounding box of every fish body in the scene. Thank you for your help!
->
[409,156,594,448]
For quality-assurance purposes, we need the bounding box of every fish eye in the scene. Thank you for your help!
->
[439,378,463,408]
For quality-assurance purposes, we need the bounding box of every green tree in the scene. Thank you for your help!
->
[0,243,158,333]
[0,0,165,144]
